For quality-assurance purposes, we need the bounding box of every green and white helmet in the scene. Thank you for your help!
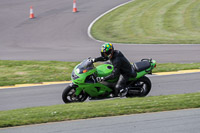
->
[101,43,114,58]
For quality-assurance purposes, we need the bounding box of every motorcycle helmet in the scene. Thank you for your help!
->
[101,43,114,59]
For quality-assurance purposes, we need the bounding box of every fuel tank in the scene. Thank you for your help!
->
[96,64,113,77]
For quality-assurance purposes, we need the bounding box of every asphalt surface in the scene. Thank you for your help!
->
[0,0,200,63]
[1,108,200,133]
[1,73,200,111]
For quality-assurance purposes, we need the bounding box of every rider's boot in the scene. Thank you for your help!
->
[119,87,128,97]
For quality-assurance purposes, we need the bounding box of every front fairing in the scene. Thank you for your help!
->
[71,68,96,84]
[71,59,114,97]
[71,59,96,84]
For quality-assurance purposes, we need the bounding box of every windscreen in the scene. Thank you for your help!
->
[76,59,94,74]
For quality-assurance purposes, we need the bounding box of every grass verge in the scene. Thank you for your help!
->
[0,60,79,86]
[0,92,200,128]
[91,0,200,44]
[1,60,200,86]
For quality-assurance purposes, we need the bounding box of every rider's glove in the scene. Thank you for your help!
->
[88,57,95,63]
[96,77,104,82]
[91,58,95,63]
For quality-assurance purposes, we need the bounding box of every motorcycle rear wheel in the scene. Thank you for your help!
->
[126,76,151,97]
[62,85,88,103]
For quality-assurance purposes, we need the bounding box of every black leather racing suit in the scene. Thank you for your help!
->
[94,50,137,95]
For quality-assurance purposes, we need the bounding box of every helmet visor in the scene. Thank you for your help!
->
[101,50,112,58]
[101,52,108,58]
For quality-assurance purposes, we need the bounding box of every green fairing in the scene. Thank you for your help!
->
[71,65,96,84]
[96,64,118,82]
[72,63,114,96]
[96,64,113,77]
[75,83,112,97]
[71,59,156,97]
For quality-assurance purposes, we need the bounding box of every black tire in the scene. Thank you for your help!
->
[126,76,151,97]
[62,85,88,103]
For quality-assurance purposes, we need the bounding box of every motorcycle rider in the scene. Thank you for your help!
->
[92,43,137,97]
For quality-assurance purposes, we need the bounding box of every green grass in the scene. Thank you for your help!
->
[0,92,200,128]
[153,63,200,72]
[91,0,200,44]
[0,60,79,86]
[1,60,200,86]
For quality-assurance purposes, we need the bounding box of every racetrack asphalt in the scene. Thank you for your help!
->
[0,0,200,63]
[1,72,200,111]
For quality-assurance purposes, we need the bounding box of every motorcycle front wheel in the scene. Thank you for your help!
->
[62,85,88,103]
[126,76,151,97]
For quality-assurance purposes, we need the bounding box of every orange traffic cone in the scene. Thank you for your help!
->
[29,6,35,19]
[73,0,77,12]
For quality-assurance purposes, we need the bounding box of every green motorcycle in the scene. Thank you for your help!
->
[62,58,156,103]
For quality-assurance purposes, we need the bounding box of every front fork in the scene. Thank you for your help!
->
[68,83,83,97]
